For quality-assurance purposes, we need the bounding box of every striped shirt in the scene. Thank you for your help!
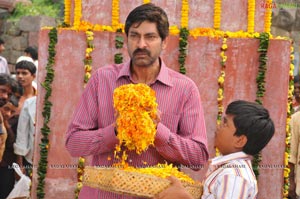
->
[202,152,257,199]
[65,59,208,199]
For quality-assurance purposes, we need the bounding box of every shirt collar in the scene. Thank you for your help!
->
[210,151,251,166]
[117,58,173,87]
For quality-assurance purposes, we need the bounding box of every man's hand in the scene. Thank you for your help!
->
[153,176,193,199]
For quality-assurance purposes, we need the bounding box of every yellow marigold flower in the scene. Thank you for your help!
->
[79,157,85,163]
[123,163,195,184]
[77,182,83,189]
[113,84,158,154]
[221,44,227,50]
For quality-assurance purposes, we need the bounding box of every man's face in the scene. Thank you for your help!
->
[0,85,11,107]
[295,82,300,103]
[0,102,17,121]
[127,21,166,68]
[0,44,5,53]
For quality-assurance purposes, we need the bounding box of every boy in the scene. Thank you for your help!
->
[154,100,275,199]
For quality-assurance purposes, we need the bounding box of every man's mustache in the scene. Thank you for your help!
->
[133,49,150,56]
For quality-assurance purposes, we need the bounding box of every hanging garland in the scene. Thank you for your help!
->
[73,0,82,29]
[213,0,222,30]
[178,0,189,75]
[36,27,58,199]
[114,28,124,64]
[252,32,269,178]
[64,0,71,26]
[247,0,255,33]
[282,44,294,198]
[264,0,273,34]
[215,37,228,157]
[181,0,189,28]
[83,30,95,84]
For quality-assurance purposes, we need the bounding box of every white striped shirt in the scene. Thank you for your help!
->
[202,152,257,199]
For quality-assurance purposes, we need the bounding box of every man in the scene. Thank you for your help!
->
[0,38,10,75]
[15,60,37,111]
[66,3,208,198]
[293,75,300,113]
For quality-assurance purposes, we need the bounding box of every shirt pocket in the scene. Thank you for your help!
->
[160,113,180,133]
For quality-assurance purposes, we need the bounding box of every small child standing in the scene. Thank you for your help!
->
[154,100,275,199]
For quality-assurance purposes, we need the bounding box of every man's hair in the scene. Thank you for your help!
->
[0,38,4,45]
[125,3,169,40]
[294,75,299,84]
[8,94,19,107]
[0,74,11,86]
[15,60,36,75]
[226,100,275,155]
[24,46,38,60]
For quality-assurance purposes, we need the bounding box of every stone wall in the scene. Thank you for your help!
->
[0,15,56,73]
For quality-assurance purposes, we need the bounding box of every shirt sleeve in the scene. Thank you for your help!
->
[213,174,256,199]
[14,101,30,156]
[65,72,119,157]
[289,113,300,164]
[154,85,208,168]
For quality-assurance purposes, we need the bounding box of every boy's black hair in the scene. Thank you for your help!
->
[226,100,275,155]
[15,60,36,75]
[0,38,4,45]
[24,46,38,60]
[125,3,169,41]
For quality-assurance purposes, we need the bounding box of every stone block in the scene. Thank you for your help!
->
[11,36,28,51]
[19,16,56,32]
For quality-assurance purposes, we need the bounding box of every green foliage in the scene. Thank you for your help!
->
[8,0,63,21]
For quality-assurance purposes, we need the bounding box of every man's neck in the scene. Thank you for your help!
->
[131,61,160,85]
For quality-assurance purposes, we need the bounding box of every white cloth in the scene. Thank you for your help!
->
[14,96,36,164]
[0,56,10,74]
[201,152,257,199]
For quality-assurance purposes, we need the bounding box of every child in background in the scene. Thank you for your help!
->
[154,100,275,199]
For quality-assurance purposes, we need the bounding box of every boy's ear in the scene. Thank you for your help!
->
[234,135,247,149]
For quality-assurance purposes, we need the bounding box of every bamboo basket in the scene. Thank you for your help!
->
[83,166,202,199]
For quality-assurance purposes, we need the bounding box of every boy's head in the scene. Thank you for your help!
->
[0,95,19,121]
[215,100,275,156]
[15,60,36,88]
[24,46,38,61]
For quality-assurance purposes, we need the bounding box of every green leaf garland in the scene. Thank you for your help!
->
[253,32,270,178]
[114,28,124,64]
[37,27,58,199]
[179,27,189,74]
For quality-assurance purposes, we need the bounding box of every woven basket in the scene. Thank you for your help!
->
[83,166,202,198]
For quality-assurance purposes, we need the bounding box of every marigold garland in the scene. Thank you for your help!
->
[113,84,158,155]
[264,0,273,34]
[213,0,222,30]
[143,0,151,4]
[73,0,82,29]
[217,37,227,124]
[112,0,120,31]
[37,27,58,199]
[247,0,255,33]
[64,0,71,25]
[283,44,294,199]
[181,0,189,28]
[83,30,94,84]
